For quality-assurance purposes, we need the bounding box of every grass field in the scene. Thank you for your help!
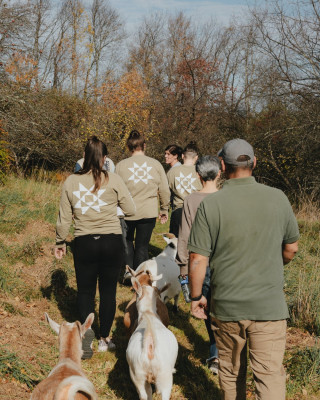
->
[0,175,319,399]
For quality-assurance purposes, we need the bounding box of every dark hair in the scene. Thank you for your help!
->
[183,141,199,158]
[196,156,221,181]
[165,144,183,158]
[224,159,254,174]
[78,136,108,192]
[127,130,145,152]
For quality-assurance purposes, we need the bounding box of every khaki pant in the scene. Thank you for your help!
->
[212,319,287,400]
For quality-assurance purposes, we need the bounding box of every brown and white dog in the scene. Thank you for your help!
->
[31,313,97,400]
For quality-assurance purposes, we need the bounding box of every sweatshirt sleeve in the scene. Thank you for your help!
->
[176,198,193,275]
[116,175,136,217]
[157,162,170,215]
[56,180,73,247]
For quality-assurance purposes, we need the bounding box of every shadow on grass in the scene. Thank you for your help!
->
[41,268,78,321]
[167,300,213,365]
[40,268,98,334]
[108,303,221,400]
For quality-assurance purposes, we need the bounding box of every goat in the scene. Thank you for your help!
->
[124,267,170,337]
[126,278,178,400]
[134,234,181,311]
[31,313,97,400]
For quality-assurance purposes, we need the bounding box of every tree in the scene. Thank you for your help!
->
[83,0,124,99]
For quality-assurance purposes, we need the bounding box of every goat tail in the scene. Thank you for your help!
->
[143,312,156,361]
[53,375,98,400]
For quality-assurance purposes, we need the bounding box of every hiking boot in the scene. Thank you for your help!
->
[81,328,95,360]
[98,338,116,352]
[208,359,219,375]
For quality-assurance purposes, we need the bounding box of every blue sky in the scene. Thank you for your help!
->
[107,0,256,32]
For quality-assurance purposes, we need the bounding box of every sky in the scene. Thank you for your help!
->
[103,0,256,33]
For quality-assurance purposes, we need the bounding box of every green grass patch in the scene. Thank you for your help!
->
[0,263,13,293]
[286,347,320,396]
[285,219,320,335]
[0,301,24,316]
[0,346,41,389]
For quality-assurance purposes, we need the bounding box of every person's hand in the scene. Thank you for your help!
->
[54,247,66,260]
[158,213,168,224]
[191,295,208,319]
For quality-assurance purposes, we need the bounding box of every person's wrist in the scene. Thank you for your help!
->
[190,294,202,301]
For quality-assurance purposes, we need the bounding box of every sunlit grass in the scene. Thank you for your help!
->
[0,174,319,399]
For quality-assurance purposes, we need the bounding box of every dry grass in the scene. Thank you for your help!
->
[0,175,319,399]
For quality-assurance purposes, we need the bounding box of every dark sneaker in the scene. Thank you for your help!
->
[81,328,95,360]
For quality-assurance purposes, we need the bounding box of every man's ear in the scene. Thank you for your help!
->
[221,159,226,172]
[253,156,257,169]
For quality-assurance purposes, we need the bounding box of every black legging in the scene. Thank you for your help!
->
[73,234,124,338]
[169,207,183,238]
[125,218,156,270]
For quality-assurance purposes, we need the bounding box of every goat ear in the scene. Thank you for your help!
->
[45,312,60,335]
[81,313,94,335]
[131,277,142,297]
[162,234,170,244]
[160,283,171,294]
[126,265,136,277]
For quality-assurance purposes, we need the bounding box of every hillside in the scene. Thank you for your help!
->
[0,176,319,399]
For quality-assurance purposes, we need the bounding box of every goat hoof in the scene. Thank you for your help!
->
[172,305,179,313]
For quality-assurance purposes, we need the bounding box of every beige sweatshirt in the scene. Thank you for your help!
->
[167,164,202,210]
[56,172,135,245]
[115,154,170,221]
[176,192,209,275]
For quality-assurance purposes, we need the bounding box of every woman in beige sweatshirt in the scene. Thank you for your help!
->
[116,130,170,274]
[55,136,135,358]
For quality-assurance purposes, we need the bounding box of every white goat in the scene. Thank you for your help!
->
[31,313,97,400]
[126,278,178,400]
[134,234,181,311]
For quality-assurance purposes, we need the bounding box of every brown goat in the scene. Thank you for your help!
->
[31,313,97,400]
[123,266,170,337]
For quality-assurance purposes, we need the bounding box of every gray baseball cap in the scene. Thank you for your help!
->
[218,139,254,166]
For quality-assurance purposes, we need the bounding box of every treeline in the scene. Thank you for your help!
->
[0,0,319,200]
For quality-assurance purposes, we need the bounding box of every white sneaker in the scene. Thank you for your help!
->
[208,359,219,375]
[98,338,116,352]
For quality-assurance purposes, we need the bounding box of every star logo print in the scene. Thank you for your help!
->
[175,172,197,194]
[73,183,107,214]
[128,162,153,184]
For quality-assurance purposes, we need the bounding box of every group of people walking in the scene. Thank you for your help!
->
[54,130,299,400]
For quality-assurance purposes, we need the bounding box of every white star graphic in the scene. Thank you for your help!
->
[128,162,153,184]
[175,172,197,194]
[73,183,107,214]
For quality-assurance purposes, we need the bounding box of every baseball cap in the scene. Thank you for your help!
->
[218,139,254,167]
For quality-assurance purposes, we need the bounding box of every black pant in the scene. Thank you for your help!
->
[73,234,124,338]
[125,218,156,270]
[169,207,183,237]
